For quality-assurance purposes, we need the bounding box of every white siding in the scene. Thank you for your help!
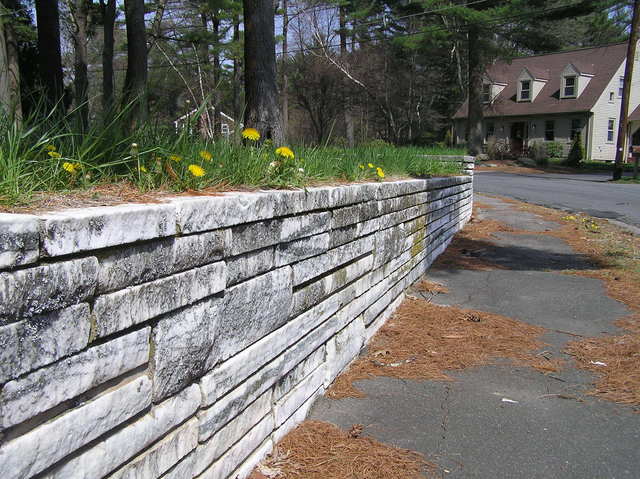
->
[590,53,640,161]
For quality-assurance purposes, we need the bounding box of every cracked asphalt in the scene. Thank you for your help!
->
[309,194,640,478]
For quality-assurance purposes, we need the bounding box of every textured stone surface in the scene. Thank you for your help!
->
[292,235,373,286]
[107,418,198,479]
[325,318,366,386]
[194,391,272,474]
[230,438,274,479]
[0,213,39,270]
[44,384,200,479]
[280,212,331,241]
[273,388,320,444]
[0,303,90,384]
[0,375,152,479]
[212,267,292,361]
[226,247,275,286]
[331,200,380,229]
[275,347,326,401]
[94,261,225,338]
[230,219,283,256]
[152,298,221,401]
[276,232,330,267]
[197,414,274,479]
[41,203,176,256]
[1,327,150,429]
[275,364,326,426]
[0,257,98,319]
[158,453,195,479]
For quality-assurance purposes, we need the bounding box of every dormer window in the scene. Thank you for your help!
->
[482,83,491,103]
[563,75,577,98]
[519,80,531,101]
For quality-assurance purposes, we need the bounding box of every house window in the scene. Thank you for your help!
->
[564,76,577,97]
[545,120,555,141]
[482,83,491,103]
[486,122,495,141]
[607,118,615,143]
[609,92,615,103]
[619,77,624,98]
[520,80,531,101]
[571,119,582,139]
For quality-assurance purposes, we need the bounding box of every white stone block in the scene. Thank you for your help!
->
[0,256,98,319]
[273,389,322,444]
[229,438,274,479]
[0,213,39,269]
[157,452,195,479]
[0,303,90,384]
[275,232,330,267]
[197,414,274,479]
[366,293,404,343]
[280,212,331,242]
[94,261,225,338]
[226,247,275,286]
[230,219,283,256]
[274,346,325,401]
[325,318,365,386]
[1,327,150,429]
[107,418,198,479]
[194,391,271,474]
[0,375,152,479]
[41,203,176,256]
[274,365,325,426]
[44,384,200,479]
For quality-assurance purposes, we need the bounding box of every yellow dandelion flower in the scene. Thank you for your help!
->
[188,164,205,177]
[169,154,182,162]
[199,150,213,161]
[358,164,365,169]
[46,144,56,152]
[368,163,374,168]
[138,166,148,173]
[275,146,295,159]
[48,151,62,158]
[62,162,77,173]
[376,167,385,179]
[242,128,261,141]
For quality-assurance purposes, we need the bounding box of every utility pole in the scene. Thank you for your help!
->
[613,0,639,181]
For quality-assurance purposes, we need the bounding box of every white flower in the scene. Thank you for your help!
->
[298,168,305,173]
[131,143,138,148]
[269,161,277,168]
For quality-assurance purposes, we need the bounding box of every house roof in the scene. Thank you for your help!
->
[630,104,640,122]
[453,43,628,120]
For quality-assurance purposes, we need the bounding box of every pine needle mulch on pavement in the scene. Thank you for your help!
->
[250,421,441,479]
[327,298,560,400]
[485,195,640,410]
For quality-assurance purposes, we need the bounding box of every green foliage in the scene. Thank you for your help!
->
[566,133,585,167]
[545,141,564,159]
[528,140,549,167]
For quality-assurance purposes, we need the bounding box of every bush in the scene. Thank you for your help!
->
[545,141,564,160]
[485,136,504,162]
[566,133,585,167]
[528,141,549,167]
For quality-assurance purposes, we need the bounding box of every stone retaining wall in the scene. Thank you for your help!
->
[0,171,473,479]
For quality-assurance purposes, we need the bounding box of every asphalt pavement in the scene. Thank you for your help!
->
[309,194,640,479]
[475,171,640,228]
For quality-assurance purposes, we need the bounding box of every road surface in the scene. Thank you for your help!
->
[475,171,640,228]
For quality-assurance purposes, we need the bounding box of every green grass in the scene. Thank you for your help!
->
[612,177,640,184]
[547,158,636,172]
[0,110,466,206]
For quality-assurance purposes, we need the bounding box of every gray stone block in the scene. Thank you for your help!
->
[0,257,98,319]
[152,297,221,401]
[1,327,150,429]
[280,212,331,242]
[230,219,283,256]
[172,229,228,272]
[44,384,200,479]
[41,203,176,256]
[274,346,325,401]
[274,364,325,426]
[275,232,330,267]
[158,452,195,479]
[325,317,365,386]
[0,303,90,384]
[331,200,380,229]
[0,375,152,479]
[373,224,408,269]
[226,247,275,286]
[107,418,198,479]
[0,213,39,270]
[212,267,292,362]
[93,261,225,338]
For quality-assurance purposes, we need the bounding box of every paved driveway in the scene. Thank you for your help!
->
[475,171,640,228]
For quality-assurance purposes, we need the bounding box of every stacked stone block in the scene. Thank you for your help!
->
[0,173,473,479]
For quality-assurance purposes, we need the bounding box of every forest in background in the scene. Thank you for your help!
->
[0,0,634,147]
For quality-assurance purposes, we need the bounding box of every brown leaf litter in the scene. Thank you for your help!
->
[415,280,449,295]
[483,195,640,410]
[327,298,561,400]
[250,420,441,479]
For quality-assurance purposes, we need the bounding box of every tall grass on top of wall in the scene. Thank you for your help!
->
[0,106,465,206]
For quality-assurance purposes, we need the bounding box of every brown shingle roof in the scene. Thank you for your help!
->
[453,43,628,119]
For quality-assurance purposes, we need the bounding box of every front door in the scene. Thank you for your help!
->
[510,122,527,156]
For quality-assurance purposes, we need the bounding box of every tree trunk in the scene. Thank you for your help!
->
[281,0,288,137]
[35,0,64,111]
[100,0,116,118]
[340,6,354,147]
[467,24,483,157]
[232,14,241,129]
[243,0,283,144]
[122,0,148,125]
[212,13,222,134]
[0,2,22,122]
[71,0,89,131]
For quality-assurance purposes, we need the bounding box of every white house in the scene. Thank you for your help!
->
[453,42,640,161]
